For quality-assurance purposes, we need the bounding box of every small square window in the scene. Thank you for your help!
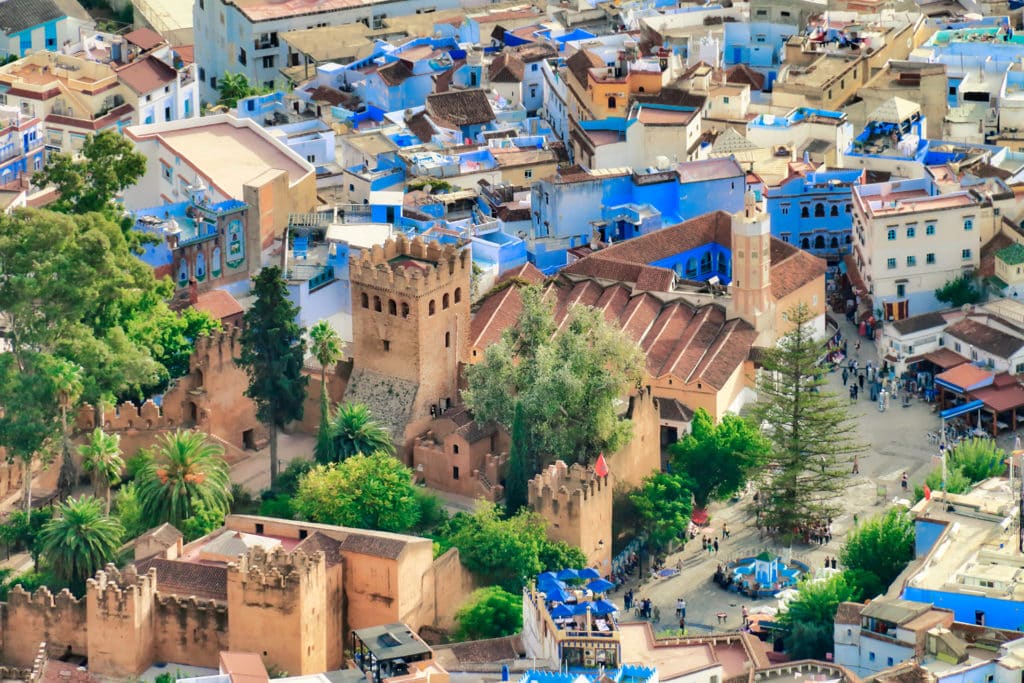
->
[907,255,916,266]
[962,248,972,259]
[964,218,974,231]
[926,224,935,235]
[383,340,391,351]
[906,226,915,238]
[525,169,533,179]
[255,523,264,534]
[869,653,876,662]
[887,229,896,240]
[926,253,935,264]
[887,258,897,269]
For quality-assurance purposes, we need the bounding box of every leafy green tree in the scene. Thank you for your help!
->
[79,428,124,515]
[309,321,344,464]
[465,285,645,466]
[51,359,84,501]
[0,352,62,513]
[840,508,914,598]
[32,130,146,216]
[134,430,231,528]
[411,488,448,535]
[504,401,532,516]
[752,303,863,542]
[669,408,767,509]
[180,500,227,542]
[778,573,859,660]
[0,508,53,571]
[455,586,524,641]
[630,472,693,551]
[293,453,420,532]
[124,301,221,381]
[445,501,579,592]
[39,495,124,593]
[217,72,263,108]
[914,466,972,501]
[319,402,394,464]
[113,482,149,540]
[936,274,983,308]
[950,438,1005,483]
[237,266,308,484]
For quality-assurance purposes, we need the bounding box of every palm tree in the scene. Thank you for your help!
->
[322,402,395,464]
[135,430,231,529]
[78,428,124,515]
[39,495,124,591]
[309,321,344,464]
[51,359,83,501]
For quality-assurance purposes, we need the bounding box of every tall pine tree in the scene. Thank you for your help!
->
[752,302,862,543]
[504,401,532,516]
[237,267,308,484]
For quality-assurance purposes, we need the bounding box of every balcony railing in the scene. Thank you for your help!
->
[308,265,335,291]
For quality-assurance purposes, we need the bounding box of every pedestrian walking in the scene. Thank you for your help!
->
[1016,433,1022,451]
[679,616,686,632]
[676,598,685,617]
[713,538,719,553]
[741,605,749,626]
[831,557,837,569]
[901,472,909,491]
[723,522,730,539]
[852,384,859,400]
[842,368,849,386]
[852,455,860,474]
[858,373,865,390]
[680,599,686,618]
[653,606,661,623]
[855,340,861,353]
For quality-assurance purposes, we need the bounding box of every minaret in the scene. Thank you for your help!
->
[731,189,776,345]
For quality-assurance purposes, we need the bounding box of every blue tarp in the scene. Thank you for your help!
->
[939,399,985,420]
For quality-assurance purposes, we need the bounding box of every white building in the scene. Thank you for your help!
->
[851,177,996,319]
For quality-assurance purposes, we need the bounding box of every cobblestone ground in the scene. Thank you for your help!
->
[615,315,1021,636]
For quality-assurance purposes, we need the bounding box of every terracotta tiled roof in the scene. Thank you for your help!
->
[174,45,194,65]
[340,533,407,559]
[835,601,865,625]
[124,27,166,50]
[472,283,524,350]
[306,85,348,106]
[378,60,414,86]
[566,49,604,86]
[116,56,177,95]
[634,265,675,291]
[405,110,435,143]
[489,52,526,83]
[425,89,495,128]
[980,231,1014,279]
[195,289,243,322]
[890,311,947,335]
[498,262,546,284]
[945,318,1024,359]
[295,531,343,567]
[770,246,827,299]
[134,557,228,601]
[725,63,765,91]
[434,634,524,665]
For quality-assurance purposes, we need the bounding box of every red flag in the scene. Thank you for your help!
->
[923,484,931,500]
[594,453,609,478]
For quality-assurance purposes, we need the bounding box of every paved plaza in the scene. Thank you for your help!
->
[616,316,1021,637]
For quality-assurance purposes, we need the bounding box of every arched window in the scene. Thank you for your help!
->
[442,293,450,309]
[429,300,436,316]
[801,206,809,218]
[388,299,397,315]
[801,237,811,249]
[717,253,728,274]
[814,235,825,249]
[830,236,839,249]
[845,234,852,244]
[608,95,617,109]
[814,203,825,218]
[454,287,462,303]
[373,296,382,312]
[830,205,839,217]
[685,258,698,279]
[401,302,409,318]
[699,252,712,274]
[361,292,369,308]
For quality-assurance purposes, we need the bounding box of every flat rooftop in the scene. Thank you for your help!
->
[619,624,765,680]
[353,624,432,661]
[152,121,310,198]
[229,0,395,22]
[864,192,976,217]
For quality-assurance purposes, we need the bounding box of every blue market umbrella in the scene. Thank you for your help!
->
[591,599,618,616]
[578,568,601,580]
[550,603,576,619]
[543,585,571,603]
[556,568,580,581]
[538,571,559,583]
[538,576,566,590]
[587,578,615,594]
[573,602,594,616]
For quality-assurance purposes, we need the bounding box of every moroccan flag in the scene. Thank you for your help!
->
[594,453,609,477]
[923,484,931,500]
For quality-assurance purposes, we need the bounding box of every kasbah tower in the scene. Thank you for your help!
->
[347,234,471,459]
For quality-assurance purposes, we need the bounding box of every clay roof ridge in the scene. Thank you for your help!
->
[686,315,740,385]
[620,293,662,343]
[473,284,518,348]
[666,304,716,379]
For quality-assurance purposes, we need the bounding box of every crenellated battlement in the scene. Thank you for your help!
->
[192,326,244,369]
[6,585,81,611]
[227,547,325,588]
[75,400,175,433]
[87,565,156,615]
[527,460,611,520]
[349,234,470,297]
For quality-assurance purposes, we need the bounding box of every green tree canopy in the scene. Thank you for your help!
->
[319,402,394,464]
[32,130,146,216]
[293,453,420,532]
[949,438,1005,483]
[52,358,84,501]
[113,482,150,540]
[504,401,532,516]
[935,274,983,308]
[778,573,859,660]
[752,303,863,542]
[445,501,585,592]
[629,472,694,551]
[669,408,767,509]
[840,508,915,598]
[134,430,232,529]
[39,495,124,593]
[454,586,524,641]
[465,285,645,466]
[79,428,124,515]
[217,72,263,109]
[237,266,308,484]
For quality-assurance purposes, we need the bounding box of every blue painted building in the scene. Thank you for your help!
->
[0,109,44,186]
[528,157,745,274]
[0,0,93,59]
[764,166,864,262]
[517,668,657,683]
